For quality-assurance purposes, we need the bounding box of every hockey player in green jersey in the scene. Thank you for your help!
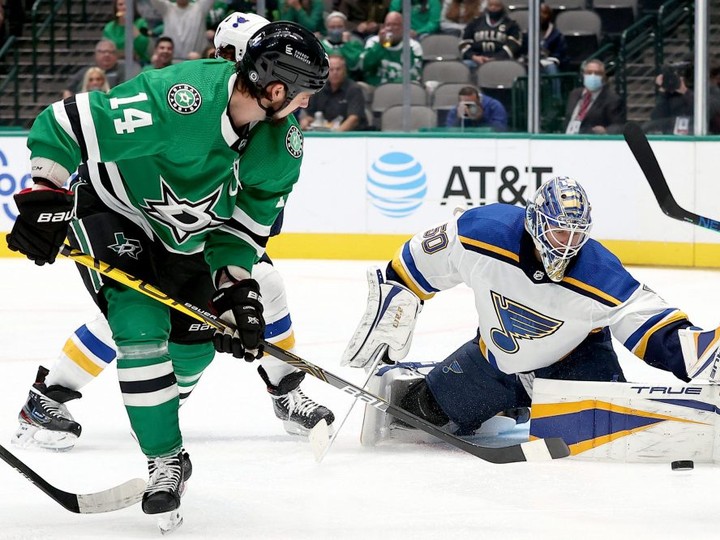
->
[12,12,335,455]
[7,21,329,528]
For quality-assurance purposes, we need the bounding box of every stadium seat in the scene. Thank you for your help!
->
[371,83,429,125]
[592,0,637,37]
[422,61,471,85]
[420,34,461,61]
[380,105,437,131]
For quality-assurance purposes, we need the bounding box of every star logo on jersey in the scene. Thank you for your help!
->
[108,232,143,259]
[489,291,563,354]
[167,84,202,115]
[286,125,303,158]
[141,177,224,244]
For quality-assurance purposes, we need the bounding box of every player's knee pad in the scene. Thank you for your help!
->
[104,286,170,355]
[400,379,449,427]
[169,341,215,379]
[253,259,289,322]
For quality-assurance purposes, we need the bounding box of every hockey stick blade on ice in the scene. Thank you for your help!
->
[0,444,145,513]
[623,121,720,232]
[60,245,570,464]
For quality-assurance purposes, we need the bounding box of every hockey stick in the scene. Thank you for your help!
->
[623,121,720,232]
[59,245,570,464]
[0,443,145,513]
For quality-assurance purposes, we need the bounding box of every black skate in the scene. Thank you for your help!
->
[258,367,335,436]
[142,450,188,515]
[12,366,82,451]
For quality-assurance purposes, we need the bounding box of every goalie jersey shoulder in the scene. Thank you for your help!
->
[456,204,525,267]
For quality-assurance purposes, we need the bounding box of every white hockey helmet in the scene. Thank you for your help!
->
[214,12,270,62]
[525,176,592,282]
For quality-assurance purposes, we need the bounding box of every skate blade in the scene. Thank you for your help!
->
[11,423,78,451]
[282,420,335,438]
[309,419,330,462]
[157,509,183,535]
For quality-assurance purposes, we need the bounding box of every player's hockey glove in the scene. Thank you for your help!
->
[7,186,74,266]
[210,279,265,362]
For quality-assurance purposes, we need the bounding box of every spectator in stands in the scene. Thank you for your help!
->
[149,0,215,60]
[321,11,364,73]
[563,59,625,135]
[337,0,390,40]
[142,36,175,71]
[80,67,111,93]
[279,0,325,34]
[642,64,694,135]
[460,0,522,74]
[300,54,368,131]
[440,0,482,36]
[63,40,126,99]
[102,0,153,65]
[226,0,280,20]
[538,3,567,75]
[2,0,25,39]
[445,85,507,131]
[360,11,423,86]
[388,0,441,39]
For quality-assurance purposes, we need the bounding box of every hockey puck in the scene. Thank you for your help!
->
[671,460,694,471]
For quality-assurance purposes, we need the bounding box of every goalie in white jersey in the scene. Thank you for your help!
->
[344,176,716,437]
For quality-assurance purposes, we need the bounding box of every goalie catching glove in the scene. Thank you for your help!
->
[7,186,74,265]
[341,266,422,368]
[210,278,265,362]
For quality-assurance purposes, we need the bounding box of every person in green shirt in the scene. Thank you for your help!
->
[361,11,423,85]
[321,11,364,73]
[102,0,153,64]
[279,0,325,33]
[388,0,441,38]
[7,21,328,529]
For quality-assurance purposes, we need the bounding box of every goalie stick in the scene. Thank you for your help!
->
[0,443,145,513]
[59,245,570,465]
[623,121,720,232]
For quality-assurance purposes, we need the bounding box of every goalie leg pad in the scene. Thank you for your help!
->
[679,326,720,380]
[342,267,421,368]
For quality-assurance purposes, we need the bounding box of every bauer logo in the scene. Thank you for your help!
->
[367,152,427,218]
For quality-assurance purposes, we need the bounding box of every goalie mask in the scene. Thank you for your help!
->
[238,21,329,114]
[525,176,592,282]
[214,12,269,62]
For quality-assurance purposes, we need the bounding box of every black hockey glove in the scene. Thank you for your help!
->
[209,279,265,362]
[7,186,74,266]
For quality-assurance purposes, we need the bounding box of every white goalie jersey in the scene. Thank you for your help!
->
[388,203,691,378]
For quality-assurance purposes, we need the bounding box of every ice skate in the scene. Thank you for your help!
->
[259,368,335,436]
[142,450,188,534]
[12,366,82,451]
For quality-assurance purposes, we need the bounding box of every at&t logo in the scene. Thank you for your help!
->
[367,152,427,218]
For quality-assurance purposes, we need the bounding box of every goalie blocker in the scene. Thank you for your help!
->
[530,378,720,463]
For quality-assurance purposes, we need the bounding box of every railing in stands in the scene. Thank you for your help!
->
[655,0,693,67]
[616,14,656,103]
[0,37,21,125]
[31,0,84,100]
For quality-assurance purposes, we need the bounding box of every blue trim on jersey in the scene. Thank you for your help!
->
[76,324,116,364]
[265,314,292,339]
[624,308,677,352]
[456,204,525,254]
[563,240,640,305]
[401,242,439,295]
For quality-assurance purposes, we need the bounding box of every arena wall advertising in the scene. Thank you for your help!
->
[1,132,718,267]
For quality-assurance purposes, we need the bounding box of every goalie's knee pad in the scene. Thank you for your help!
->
[400,379,450,427]
[253,259,289,322]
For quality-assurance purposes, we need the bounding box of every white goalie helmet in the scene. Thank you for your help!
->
[525,176,592,282]
[214,12,270,62]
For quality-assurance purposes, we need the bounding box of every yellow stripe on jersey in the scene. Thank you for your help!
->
[458,236,520,263]
[391,247,435,301]
[62,339,104,377]
[561,276,622,306]
[634,311,691,359]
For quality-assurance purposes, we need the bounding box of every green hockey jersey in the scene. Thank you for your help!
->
[27,59,304,274]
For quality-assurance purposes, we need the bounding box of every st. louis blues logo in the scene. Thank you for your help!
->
[489,291,563,354]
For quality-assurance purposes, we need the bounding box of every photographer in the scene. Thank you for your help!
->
[445,86,508,131]
[643,64,694,135]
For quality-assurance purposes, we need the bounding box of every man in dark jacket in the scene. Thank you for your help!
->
[460,0,522,73]
[563,59,625,134]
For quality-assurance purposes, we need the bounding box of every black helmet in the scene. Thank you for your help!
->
[238,21,329,104]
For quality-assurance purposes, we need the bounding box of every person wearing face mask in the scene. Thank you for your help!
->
[320,11,364,73]
[563,59,625,135]
[459,0,522,74]
[388,0,442,39]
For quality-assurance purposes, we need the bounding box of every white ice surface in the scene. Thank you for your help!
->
[1,259,720,540]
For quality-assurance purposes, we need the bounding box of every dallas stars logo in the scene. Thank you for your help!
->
[167,84,202,115]
[109,232,143,259]
[141,177,224,244]
[286,125,303,158]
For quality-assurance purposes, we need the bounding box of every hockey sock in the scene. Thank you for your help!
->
[168,341,215,406]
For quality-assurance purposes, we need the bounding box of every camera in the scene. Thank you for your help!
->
[660,65,680,93]
[459,101,478,118]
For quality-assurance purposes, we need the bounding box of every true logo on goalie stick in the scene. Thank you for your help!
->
[167,84,201,115]
[285,125,303,158]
